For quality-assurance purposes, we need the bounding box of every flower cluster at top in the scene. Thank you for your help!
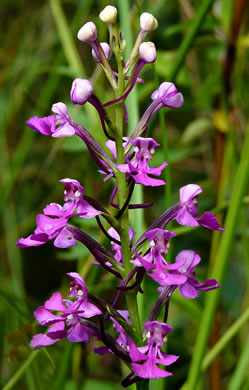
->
[17,5,223,386]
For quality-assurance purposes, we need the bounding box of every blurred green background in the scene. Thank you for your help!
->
[1,0,249,389]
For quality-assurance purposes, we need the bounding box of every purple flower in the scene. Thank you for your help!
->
[70,79,93,105]
[60,178,101,218]
[118,137,167,186]
[16,202,77,248]
[151,82,184,109]
[30,273,101,349]
[26,102,76,138]
[131,228,176,271]
[129,321,178,379]
[151,250,221,299]
[16,178,101,249]
[176,184,224,230]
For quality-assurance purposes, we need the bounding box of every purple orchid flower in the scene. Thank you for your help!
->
[151,82,184,110]
[70,79,94,105]
[150,250,221,299]
[118,137,167,186]
[129,321,178,379]
[27,102,76,137]
[131,228,176,271]
[16,201,77,249]
[175,184,224,230]
[127,82,184,143]
[60,178,101,218]
[30,273,101,349]
[16,178,101,249]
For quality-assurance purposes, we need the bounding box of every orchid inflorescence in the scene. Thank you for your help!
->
[17,5,223,386]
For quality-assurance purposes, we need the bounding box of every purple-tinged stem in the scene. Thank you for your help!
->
[132,203,182,253]
[72,121,113,172]
[116,181,135,219]
[110,184,120,208]
[81,319,131,363]
[88,96,115,140]
[95,215,121,245]
[149,286,176,321]
[103,60,145,107]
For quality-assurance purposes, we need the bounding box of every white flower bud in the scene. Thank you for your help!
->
[92,42,111,62]
[70,79,93,105]
[77,22,97,42]
[140,12,158,32]
[99,5,117,24]
[139,42,156,63]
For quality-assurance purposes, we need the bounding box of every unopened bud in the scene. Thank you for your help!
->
[77,22,97,42]
[70,79,93,105]
[92,42,111,62]
[99,5,117,24]
[139,42,156,63]
[140,12,158,32]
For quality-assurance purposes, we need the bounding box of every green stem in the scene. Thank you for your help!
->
[113,35,142,341]
[186,122,249,389]
[2,350,40,390]
[136,379,150,390]
[201,307,249,372]
[227,335,249,390]
[49,0,84,74]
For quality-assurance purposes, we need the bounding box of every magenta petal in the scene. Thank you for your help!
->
[67,323,90,343]
[129,341,147,362]
[34,306,62,326]
[165,260,186,270]
[195,278,221,291]
[44,292,66,312]
[133,174,165,187]
[179,184,202,203]
[43,203,64,216]
[78,301,101,317]
[175,208,199,227]
[47,321,66,338]
[178,282,199,299]
[164,93,184,108]
[132,359,172,379]
[26,115,56,135]
[54,227,77,248]
[197,211,225,231]
[77,201,101,218]
[162,273,187,285]
[30,333,60,349]
[157,350,179,365]
[117,163,129,173]
[52,122,76,137]
[36,214,66,235]
[16,233,48,248]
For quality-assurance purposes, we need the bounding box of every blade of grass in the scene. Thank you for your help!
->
[49,0,85,75]
[186,122,249,389]
[169,0,215,82]
[227,336,249,390]
[201,307,249,372]
[2,350,40,390]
